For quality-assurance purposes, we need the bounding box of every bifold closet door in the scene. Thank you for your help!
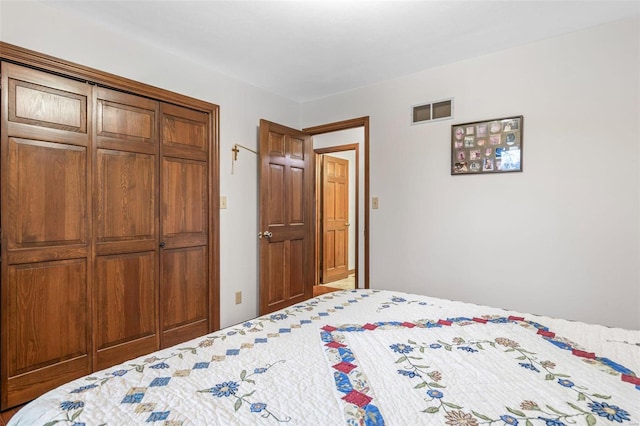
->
[159,103,210,348]
[93,87,160,369]
[0,62,92,409]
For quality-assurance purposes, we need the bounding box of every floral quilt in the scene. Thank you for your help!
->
[8,290,639,426]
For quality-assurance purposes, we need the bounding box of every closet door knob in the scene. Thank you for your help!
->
[159,241,166,248]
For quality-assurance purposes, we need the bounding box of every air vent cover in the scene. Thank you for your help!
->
[412,98,453,124]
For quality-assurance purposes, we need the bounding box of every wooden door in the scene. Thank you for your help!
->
[159,102,210,348]
[259,120,314,314]
[321,155,349,283]
[0,63,92,409]
[93,87,159,369]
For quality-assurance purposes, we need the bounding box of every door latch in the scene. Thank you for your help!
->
[258,231,272,240]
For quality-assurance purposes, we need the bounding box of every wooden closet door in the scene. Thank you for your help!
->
[0,63,92,409]
[159,103,210,348]
[93,87,159,369]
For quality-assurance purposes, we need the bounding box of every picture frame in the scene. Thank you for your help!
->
[451,115,523,175]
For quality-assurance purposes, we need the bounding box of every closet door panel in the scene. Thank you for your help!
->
[6,63,88,146]
[96,150,156,248]
[161,158,207,247]
[93,87,159,370]
[159,102,210,348]
[161,103,207,161]
[7,137,87,252]
[8,260,88,373]
[98,100,154,142]
[160,246,208,347]
[1,63,92,410]
[95,252,156,369]
[5,260,90,407]
[96,88,156,155]
[9,80,86,132]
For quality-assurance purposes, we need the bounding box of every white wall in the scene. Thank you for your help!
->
[3,2,638,330]
[302,17,640,330]
[0,1,300,328]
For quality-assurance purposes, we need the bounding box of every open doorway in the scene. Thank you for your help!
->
[306,122,367,291]
[315,145,358,289]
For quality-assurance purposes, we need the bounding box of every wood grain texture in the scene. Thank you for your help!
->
[9,78,86,134]
[160,247,208,346]
[9,260,88,374]
[321,155,349,283]
[93,88,159,369]
[289,167,304,224]
[259,120,313,314]
[1,45,220,409]
[96,149,156,243]
[1,63,92,410]
[7,138,87,250]
[266,241,285,305]
[96,252,156,364]
[161,158,207,238]
[99,102,153,140]
[161,103,208,161]
[159,102,210,348]
[5,260,91,407]
[268,163,285,225]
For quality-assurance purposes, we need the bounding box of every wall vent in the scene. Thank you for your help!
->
[412,98,453,124]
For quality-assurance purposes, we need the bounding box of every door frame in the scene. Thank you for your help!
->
[315,146,358,286]
[304,117,369,289]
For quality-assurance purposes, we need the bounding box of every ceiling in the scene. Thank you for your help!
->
[42,0,639,102]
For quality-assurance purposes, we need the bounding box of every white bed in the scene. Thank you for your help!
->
[9,289,639,425]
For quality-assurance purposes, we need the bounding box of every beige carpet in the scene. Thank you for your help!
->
[320,273,355,290]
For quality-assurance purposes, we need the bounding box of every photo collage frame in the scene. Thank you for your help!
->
[451,115,523,175]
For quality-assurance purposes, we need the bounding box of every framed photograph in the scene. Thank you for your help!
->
[451,115,523,175]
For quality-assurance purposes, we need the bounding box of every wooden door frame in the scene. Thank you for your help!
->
[315,146,358,286]
[304,117,369,289]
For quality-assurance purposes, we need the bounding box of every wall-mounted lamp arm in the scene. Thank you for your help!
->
[231,143,259,174]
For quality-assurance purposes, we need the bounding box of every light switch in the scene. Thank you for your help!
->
[372,197,379,209]
[220,195,227,209]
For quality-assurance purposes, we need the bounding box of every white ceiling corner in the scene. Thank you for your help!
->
[39,0,640,102]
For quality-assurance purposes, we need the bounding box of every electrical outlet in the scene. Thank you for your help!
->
[220,195,227,209]
[235,291,242,305]
[372,197,379,209]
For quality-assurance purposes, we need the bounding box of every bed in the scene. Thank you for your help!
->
[8,289,639,425]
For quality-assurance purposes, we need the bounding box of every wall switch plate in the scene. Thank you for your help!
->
[235,291,242,304]
[220,195,227,209]
[372,197,379,209]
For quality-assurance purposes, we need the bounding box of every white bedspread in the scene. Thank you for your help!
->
[9,290,640,425]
